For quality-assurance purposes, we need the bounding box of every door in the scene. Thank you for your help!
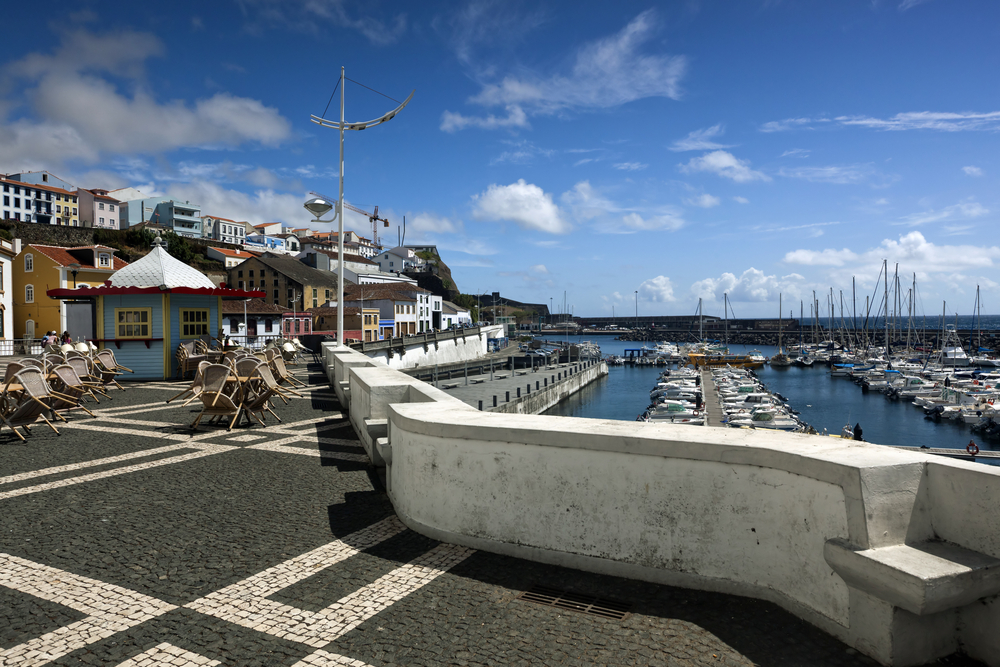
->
[65,302,95,341]
[25,319,34,339]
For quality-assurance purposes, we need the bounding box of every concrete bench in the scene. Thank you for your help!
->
[825,538,1000,615]
[441,382,460,389]
[515,370,529,376]
[470,378,486,384]
[493,374,508,379]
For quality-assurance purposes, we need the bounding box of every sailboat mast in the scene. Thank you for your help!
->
[724,293,728,347]
[778,293,783,350]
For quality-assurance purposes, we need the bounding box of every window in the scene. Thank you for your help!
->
[180,309,210,338]
[13,186,19,195]
[260,269,265,277]
[249,270,254,277]
[109,204,115,211]
[325,289,330,301]
[312,288,317,299]
[238,270,243,278]
[99,202,105,210]
[25,284,34,303]
[273,290,278,300]
[72,207,77,215]
[55,204,60,213]
[115,308,151,339]
[24,254,33,272]
[98,253,111,267]
[2,196,7,206]
[273,279,278,287]
[99,217,105,225]
[264,318,273,332]
[238,281,244,290]
[249,280,254,288]
[14,198,20,208]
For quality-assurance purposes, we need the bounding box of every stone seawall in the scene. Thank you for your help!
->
[490,361,607,414]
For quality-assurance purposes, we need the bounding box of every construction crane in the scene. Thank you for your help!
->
[308,192,389,250]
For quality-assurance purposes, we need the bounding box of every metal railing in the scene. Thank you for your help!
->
[351,326,486,353]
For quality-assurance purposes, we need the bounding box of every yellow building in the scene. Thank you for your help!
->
[13,244,126,339]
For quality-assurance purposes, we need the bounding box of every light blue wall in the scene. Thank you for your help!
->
[101,294,165,380]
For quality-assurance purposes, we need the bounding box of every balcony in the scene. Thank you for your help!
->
[172,210,201,224]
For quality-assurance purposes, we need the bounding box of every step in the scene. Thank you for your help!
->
[825,538,1000,615]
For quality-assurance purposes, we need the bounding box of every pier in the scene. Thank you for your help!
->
[700,369,727,427]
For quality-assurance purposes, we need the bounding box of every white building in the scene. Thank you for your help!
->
[203,215,247,245]
[0,238,17,344]
[373,246,424,273]
[2,176,80,226]
[78,188,121,229]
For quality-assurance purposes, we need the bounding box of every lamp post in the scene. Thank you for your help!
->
[634,290,638,330]
[307,67,413,348]
[68,263,81,288]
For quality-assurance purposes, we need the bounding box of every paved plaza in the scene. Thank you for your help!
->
[0,361,983,666]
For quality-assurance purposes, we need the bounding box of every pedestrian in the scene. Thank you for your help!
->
[853,422,863,441]
[61,331,71,344]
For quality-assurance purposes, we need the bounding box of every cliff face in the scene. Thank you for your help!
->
[405,249,460,301]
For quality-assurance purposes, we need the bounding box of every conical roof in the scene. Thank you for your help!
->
[110,245,215,289]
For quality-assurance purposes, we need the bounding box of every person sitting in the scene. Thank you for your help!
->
[853,423,863,441]
[61,331,72,344]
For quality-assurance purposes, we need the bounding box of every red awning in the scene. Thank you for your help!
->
[46,286,266,299]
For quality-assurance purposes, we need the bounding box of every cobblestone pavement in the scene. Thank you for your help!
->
[0,362,984,666]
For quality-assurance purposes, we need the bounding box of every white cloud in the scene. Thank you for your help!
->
[778,164,876,184]
[898,201,988,226]
[471,179,570,234]
[781,148,810,158]
[963,166,983,177]
[733,196,750,204]
[407,212,461,235]
[529,264,549,274]
[763,111,1000,133]
[691,268,803,303]
[440,106,529,133]
[0,29,290,173]
[684,194,720,208]
[237,0,407,45]
[669,124,732,152]
[680,150,770,183]
[443,10,686,130]
[759,117,821,133]
[560,180,685,232]
[489,139,554,165]
[639,275,676,302]
[898,0,935,10]
[613,162,648,171]
[620,212,685,232]
[784,232,1000,276]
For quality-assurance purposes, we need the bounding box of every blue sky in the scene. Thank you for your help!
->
[2,1,999,319]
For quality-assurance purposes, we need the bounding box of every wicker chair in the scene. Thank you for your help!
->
[1,368,64,441]
[166,361,211,405]
[65,357,108,402]
[175,342,208,379]
[270,355,306,388]
[97,348,134,374]
[93,351,126,391]
[190,364,242,431]
[241,366,282,426]
[47,365,97,418]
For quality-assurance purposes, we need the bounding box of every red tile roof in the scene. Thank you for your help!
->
[209,246,261,258]
[29,244,128,270]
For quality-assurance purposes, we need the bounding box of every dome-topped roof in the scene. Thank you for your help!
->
[110,245,215,289]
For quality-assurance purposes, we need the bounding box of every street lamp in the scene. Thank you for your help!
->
[68,262,81,288]
[308,66,414,348]
[634,290,638,330]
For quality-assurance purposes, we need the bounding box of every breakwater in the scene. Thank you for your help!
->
[614,327,1000,349]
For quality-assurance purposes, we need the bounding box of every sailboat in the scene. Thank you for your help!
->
[770,293,794,367]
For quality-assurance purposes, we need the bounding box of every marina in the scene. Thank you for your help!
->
[543,335,1000,464]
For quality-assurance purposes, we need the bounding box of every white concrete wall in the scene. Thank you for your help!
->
[323,342,1000,667]
[364,324,504,370]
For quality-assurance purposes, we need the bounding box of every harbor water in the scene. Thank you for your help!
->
[542,335,998,462]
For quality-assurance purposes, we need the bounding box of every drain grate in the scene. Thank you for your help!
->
[517,584,631,620]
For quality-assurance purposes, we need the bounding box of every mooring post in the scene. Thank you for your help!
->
[505,391,510,402]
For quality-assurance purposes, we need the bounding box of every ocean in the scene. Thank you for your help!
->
[542,335,998,464]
